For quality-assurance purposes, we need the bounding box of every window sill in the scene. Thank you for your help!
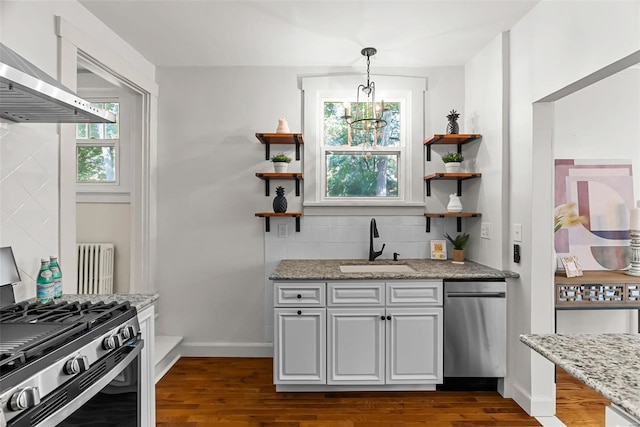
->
[302,202,425,216]
[76,192,130,203]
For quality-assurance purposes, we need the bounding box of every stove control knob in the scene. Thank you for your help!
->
[8,387,40,411]
[64,355,90,375]
[102,334,123,350]
[119,325,136,340]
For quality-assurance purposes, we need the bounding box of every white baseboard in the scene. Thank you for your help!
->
[512,382,556,417]
[180,342,273,357]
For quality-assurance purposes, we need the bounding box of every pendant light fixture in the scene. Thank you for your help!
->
[343,47,387,131]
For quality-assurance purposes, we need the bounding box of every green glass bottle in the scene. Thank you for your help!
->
[50,256,62,299]
[36,259,54,303]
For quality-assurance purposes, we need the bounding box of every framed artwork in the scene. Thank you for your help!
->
[431,240,446,260]
[560,256,583,278]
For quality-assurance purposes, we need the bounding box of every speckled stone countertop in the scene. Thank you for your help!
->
[26,293,159,312]
[269,259,519,281]
[520,334,640,420]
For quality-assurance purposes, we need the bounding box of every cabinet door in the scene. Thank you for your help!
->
[385,307,443,384]
[274,308,326,384]
[327,308,385,385]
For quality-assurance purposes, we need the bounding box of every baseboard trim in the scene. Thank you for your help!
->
[180,342,273,357]
[512,382,556,416]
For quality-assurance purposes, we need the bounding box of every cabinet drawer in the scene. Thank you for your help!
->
[275,282,325,306]
[328,282,385,306]
[386,281,442,306]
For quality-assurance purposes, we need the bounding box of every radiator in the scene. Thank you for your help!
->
[76,243,114,294]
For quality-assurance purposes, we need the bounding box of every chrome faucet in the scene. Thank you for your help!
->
[369,218,386,261]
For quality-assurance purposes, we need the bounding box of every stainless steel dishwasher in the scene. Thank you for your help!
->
[444,280,506,377]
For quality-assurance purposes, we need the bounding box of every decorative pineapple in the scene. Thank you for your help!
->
[446,109,460,134]
[273,186,288,213]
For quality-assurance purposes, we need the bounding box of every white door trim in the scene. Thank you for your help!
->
[56,16,158,294]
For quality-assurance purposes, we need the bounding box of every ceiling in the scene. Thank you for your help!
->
[79,0,539,68]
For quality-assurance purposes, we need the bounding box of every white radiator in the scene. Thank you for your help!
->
[76,243,114,294]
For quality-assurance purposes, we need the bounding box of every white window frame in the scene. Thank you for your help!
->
[76,84,133,203]
[302,75,427,214]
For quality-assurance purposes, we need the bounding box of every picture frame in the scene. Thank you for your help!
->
[560,255,583,278]
[430,240,446,260]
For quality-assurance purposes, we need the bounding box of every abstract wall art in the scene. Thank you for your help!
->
[555,159,633,270]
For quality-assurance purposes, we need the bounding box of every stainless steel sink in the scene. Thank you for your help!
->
[339,264,416,273]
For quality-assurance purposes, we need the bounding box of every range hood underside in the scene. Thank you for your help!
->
[0,43,115,124]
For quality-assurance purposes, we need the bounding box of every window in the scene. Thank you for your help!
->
[302,75,427,213]
[322,101,402,198]
[76,102,120,183]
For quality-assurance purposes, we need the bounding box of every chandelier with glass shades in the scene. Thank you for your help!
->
[342,47,387,132]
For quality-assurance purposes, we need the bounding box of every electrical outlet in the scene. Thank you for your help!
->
[513,223,522,242]
[480,222,491,239]
[278,224,288,238]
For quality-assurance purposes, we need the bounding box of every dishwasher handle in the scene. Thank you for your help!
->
[445,292,506,298]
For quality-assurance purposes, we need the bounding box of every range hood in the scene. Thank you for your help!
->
[0,43,116,123]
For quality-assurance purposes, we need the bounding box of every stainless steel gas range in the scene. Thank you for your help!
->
[0,300,143,426]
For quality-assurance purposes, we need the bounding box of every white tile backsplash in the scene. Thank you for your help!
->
[1,124,59,302]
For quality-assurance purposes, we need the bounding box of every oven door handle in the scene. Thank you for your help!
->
[35,339,143,427]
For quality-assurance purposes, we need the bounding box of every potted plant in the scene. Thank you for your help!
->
[271,153,292,173]
[444,232,470,263]
[442,152,464,173]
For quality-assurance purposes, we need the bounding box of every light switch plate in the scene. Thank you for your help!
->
[513,223,522,242]
[278,224,288,238]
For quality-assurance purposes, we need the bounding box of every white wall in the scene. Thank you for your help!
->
[0,0,156,298]
[463,33,507,269]
[76,203,131,293]
[554,68,640,334]
[155,65,464,355]
[505,0,640,416]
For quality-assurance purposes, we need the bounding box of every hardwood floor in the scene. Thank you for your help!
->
[156,358,607,427]
[156,358,530,426]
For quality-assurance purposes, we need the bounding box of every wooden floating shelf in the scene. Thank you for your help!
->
[423,212,482,233]
[255,133,304,161]
[423,134,482,161]
[255,212,303,232]
[255,172,303,196]
[423,134,482,146]
[424,172,482,197]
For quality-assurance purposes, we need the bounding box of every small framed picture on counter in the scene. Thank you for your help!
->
[560,255,583,277]
[431,240,446,260]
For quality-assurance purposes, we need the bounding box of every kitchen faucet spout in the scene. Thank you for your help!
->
[369,218,385,261]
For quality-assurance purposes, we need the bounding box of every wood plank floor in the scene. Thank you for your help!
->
[155,358,606,427]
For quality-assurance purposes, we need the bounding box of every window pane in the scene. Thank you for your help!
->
[77,146,116,182]
[105,103,119,139]
[76,123,87,139]
[88,123,104,139]
[326,153,398,197]
[323,101,401,147]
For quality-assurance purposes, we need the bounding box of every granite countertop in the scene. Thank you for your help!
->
[520,333,640,420]
[26,293,159,312]
[270,259,519,281]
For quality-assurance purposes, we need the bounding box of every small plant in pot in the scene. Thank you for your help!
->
[442,151,463,173]
[271,153,292,173]
[444,232,469,263]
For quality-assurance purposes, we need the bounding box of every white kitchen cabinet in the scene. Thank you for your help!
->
[274,308,326,384]
[137,304,155,427]
[386,307,443,384]
[273,280,443,391]
[327,307,385,384]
